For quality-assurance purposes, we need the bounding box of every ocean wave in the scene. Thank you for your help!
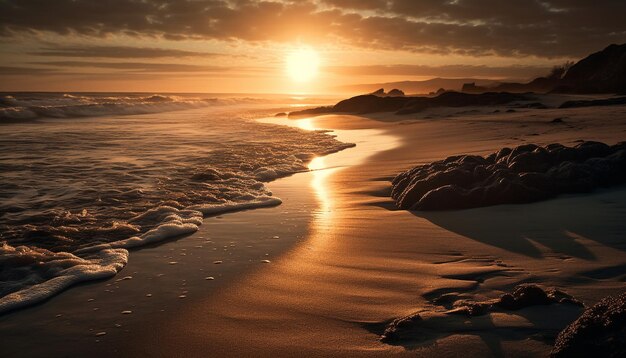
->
[0,106,354,314]
[0,197,285,314]
[0,93,272,121]
[0,242,129,314]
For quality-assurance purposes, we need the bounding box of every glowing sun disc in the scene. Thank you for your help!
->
[286,47,320,82]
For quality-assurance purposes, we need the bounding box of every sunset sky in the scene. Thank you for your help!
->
[1,0,626,93]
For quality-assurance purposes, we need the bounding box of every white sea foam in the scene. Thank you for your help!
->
[191,196,283,215]
[0,196,286,314]
[0,94,354,314]
[0,93,271,121]
[0,243,128,314]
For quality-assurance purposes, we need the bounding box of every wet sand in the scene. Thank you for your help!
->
[2,103,626,357]
[131,104,626,357]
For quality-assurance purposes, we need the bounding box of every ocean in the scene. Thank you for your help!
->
[0,92,351,313]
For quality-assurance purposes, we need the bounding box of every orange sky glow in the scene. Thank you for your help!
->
[1,0,625,94]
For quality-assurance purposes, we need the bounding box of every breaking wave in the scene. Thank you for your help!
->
[0,93,270,121]
[0,98,354,313]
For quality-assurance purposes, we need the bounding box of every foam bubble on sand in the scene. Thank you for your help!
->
[74,206,204,253]
[0,243,128,314]
[190,196,282,215]
[0,97,356,314]
[0,194,285,314]
[0,197,286,313]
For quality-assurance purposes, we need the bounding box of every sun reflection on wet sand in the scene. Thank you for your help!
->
[296,117,315,131]
[259,114,401,233]
[308,156,339,226]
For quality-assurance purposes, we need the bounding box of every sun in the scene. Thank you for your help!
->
[286,47,320,83]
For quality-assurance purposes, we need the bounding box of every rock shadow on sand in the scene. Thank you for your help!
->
[366,285,584,358]
[413,187,626,259]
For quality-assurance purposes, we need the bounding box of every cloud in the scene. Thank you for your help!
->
[327,64,551,79]
[0,0,625,58]
[29,45,226,58]
[0,66,59,75]
[321,0,389,11]
[31,61,236,73]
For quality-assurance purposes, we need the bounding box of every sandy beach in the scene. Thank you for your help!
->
[2,101,625,357]
[3,3,626,356]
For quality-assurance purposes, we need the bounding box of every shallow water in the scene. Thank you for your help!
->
[0,96,351,312]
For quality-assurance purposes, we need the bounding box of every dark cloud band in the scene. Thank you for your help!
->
[1,0,625,58]
[29,45,225,59]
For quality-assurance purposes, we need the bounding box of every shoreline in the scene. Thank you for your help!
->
[1,102,626,357]
[130,105,626,357]
[0,104,353,316]
[0,112,395,357]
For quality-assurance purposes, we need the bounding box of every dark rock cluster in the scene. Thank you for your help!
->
[557,43,626,94]
[370,88,405,97]
[382,284,581,344]
[449,284,581,317]
[464,43,626,94]
[552,292,626,358]
[559,96,626,109]
[391,141,626,211]
[289,91,531,117]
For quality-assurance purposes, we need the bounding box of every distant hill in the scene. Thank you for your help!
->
[466,43,626,94]
[557,43,626,93]
[333,78,501,95]
[336,43,626,96]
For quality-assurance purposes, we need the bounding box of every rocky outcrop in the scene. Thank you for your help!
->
[288,91,531,117]
[391,141,626,211]
[559,96,626,109]
[557,44,626,94]
[387,88,405,97]
[447,284,582,317]
[552,292,626,358]
[382,284,582,344]
[368,88,405,97]
[459,43,626,94]
[395,91,530,114]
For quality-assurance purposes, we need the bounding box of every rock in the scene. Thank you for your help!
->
[496,285,552,310]
[495,147,512,162]
[416,185,472,210]
[552,292,626,358]
[274,112,287,117]
[387,89,405,97]
[551,117,565,123]
[380,285,582,345]
[575,141,611,160]
[508,151,551,173]
[392,141,626,210]
[381,313,423,343]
